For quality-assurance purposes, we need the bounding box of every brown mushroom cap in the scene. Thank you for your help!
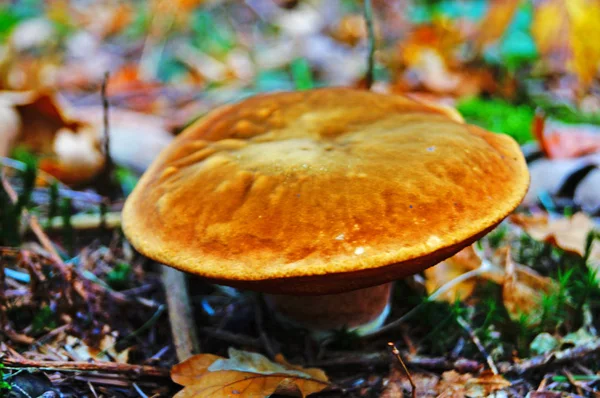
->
[122,88,529,295]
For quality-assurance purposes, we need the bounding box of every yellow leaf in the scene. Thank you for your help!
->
[171,354,223,386]
[424,245,504,302]
[171,349,329,398]
[531,0,600,90]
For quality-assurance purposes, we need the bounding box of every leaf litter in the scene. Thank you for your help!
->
[0,0,600,397]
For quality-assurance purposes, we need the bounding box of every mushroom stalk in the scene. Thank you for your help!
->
[264,282,393,337]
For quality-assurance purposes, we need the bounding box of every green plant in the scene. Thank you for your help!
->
[31,305,57,334]
[538,268,573,332]
[456,98,535,144]
[107,262,132,290]
[0,364,11,392]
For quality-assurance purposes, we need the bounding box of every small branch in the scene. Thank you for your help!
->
[45,212,122,230]
[456,315,498,374]
[311,351,482,373]
[1,357,170,378]
[388,342,416,398]
[101,72,113,176]
[363,0,376,89]
[161,265,200,361]
[500,338,600,374]
[95,72,120,199]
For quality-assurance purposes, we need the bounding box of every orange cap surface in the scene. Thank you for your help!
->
[122,88,529,295]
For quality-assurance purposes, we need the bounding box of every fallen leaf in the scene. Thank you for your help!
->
[463,371,512,397]
[501,247,559,323]
[66,333,130,364]
[424,245,505,302]
[435,370,471,398]
[171,348,329,398]
[435,370,511,398]
[424,246,481,302]
[510,212,600,262]
[529,332,560,355]
[381,366,439,398]
[533,114,600,159]
[0,90,104,185]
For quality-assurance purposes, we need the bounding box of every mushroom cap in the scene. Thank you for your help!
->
[122,88,529,295]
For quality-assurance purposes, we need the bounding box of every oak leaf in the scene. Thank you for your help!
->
[171,348,329,398]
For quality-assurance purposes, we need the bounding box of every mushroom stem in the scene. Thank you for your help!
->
[264,282,393,337]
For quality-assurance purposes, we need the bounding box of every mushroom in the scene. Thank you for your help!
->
[122,88,529,336]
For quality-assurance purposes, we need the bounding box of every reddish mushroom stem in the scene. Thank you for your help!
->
[264,282,393,336]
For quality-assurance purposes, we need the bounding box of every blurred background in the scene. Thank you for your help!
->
[0,0,598,206]
[1,2,600,397]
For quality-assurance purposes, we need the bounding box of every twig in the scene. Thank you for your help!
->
[94,72,120,199]
[101,72,113,176]
[1,357,170,378]
[363,0,376,89]
[456,315,498,374]
[161,265,200,361]
[45,212,122,230]
[388,342,416,398]
[310,351,482,373]
[500,338,600,374]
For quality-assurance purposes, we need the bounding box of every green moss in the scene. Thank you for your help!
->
[457,97,535,144]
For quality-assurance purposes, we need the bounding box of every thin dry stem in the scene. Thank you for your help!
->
[388,342,416,398]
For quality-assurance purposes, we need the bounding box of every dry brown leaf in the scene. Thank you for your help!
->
[66,333,130,364]
[0,90,104,185]
[172,348,329,398]
[533,114,600,159]
[501,248,559,323]
[424,245,504,302]
[510,212,599,260]
[463,370,512,397]
[436,370,511,398]
[435,370,471,398]
[381,366,439,398]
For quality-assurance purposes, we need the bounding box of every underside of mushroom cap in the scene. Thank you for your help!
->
[122,88,529,295]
